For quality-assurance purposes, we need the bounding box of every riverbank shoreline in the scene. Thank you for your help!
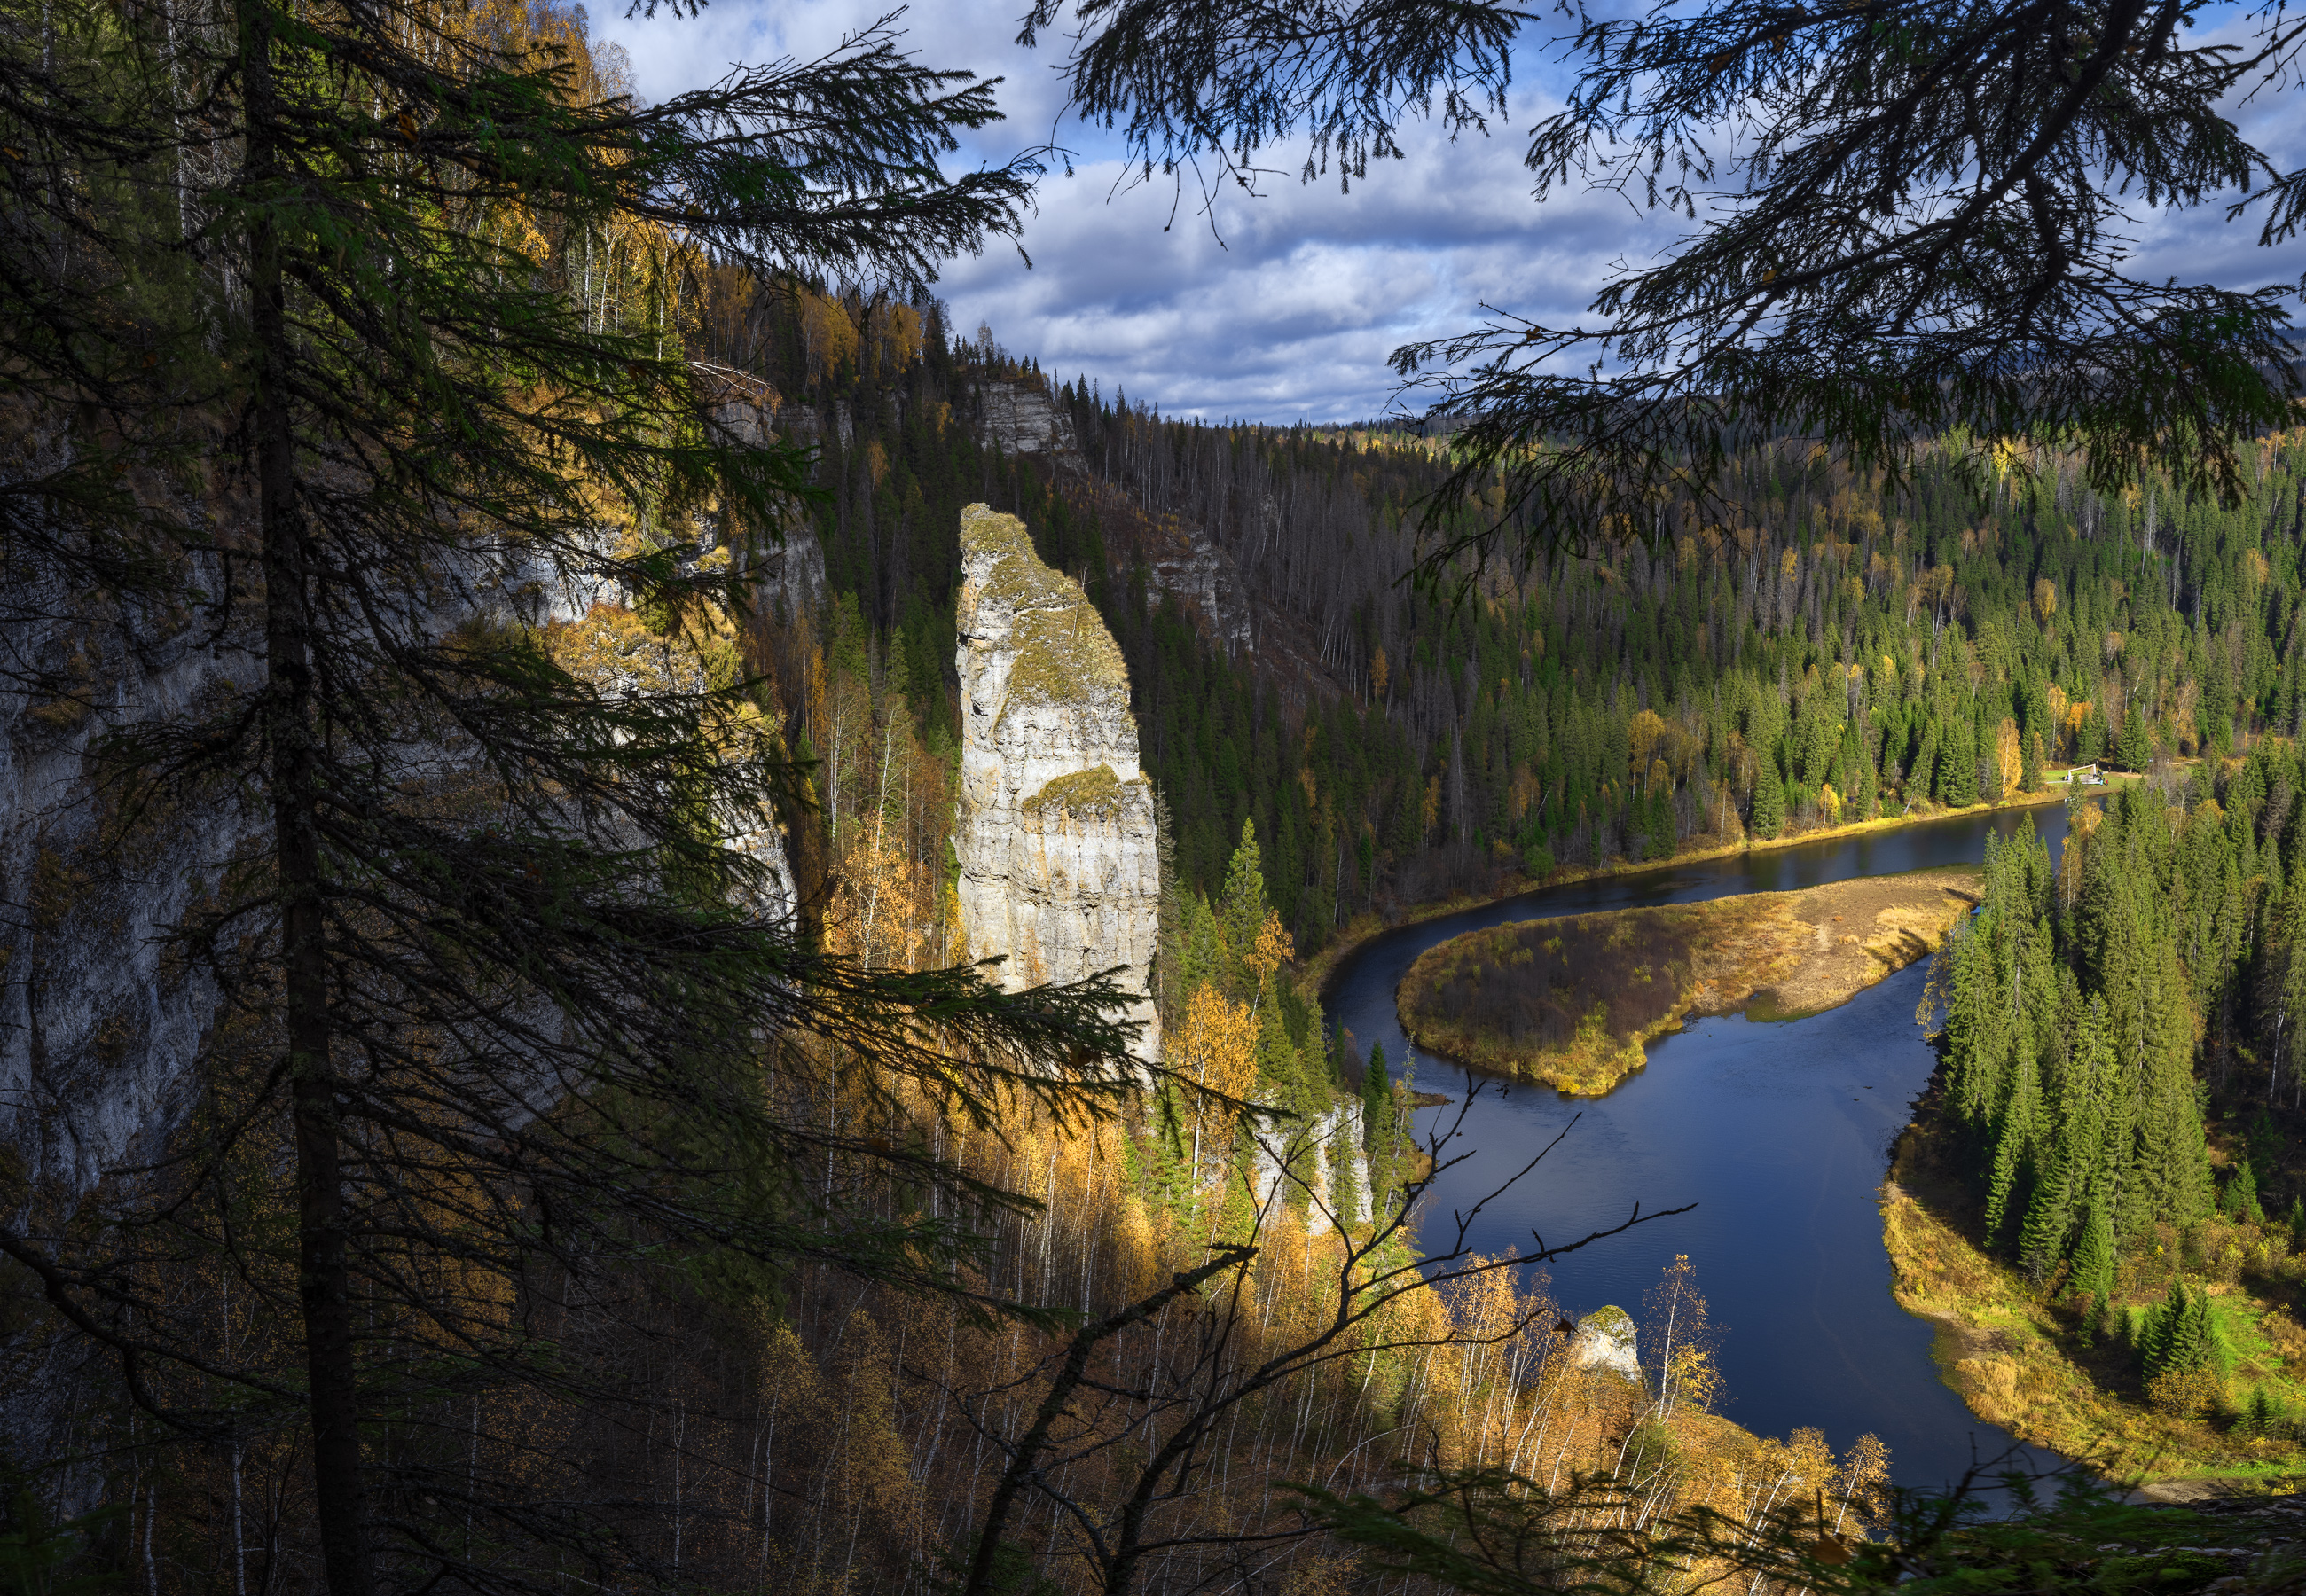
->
[1881,1116,2306,1494]
[1305,786,2068,1006]
[1394,867,1980,1094]
[1334,802,2103,1489]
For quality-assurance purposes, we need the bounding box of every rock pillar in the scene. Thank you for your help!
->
[954,504,1161,1064]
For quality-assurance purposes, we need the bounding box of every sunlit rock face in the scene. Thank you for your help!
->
[953,505,1160,1065]
[1574,1306,1643,1382]
[974,379,1077,460]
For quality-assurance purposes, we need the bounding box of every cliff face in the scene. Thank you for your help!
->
[0,519,813,1198]
[0,576,257,1195]
[953,505,1161,1063]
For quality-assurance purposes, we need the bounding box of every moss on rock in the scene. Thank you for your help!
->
[1019,765,1143,821]
[1023,763,1134,819]
[960,504,1126,711]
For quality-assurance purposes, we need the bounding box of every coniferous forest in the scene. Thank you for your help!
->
[8,0,2306,1585]
[771,274,2306,1481]
[776,299,2306,948]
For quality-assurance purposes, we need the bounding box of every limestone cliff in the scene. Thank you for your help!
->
[0,570,259,1195]
[0,524,805,1198]
[953,505,1160,1063]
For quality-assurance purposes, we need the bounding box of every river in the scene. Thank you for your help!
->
[1321,805,2075,1492]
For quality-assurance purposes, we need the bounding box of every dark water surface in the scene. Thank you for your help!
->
[1322,807,2073,1491]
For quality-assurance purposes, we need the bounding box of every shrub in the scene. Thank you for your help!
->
[2145,1366,2223,1418]
[2234,1385,2281,1438]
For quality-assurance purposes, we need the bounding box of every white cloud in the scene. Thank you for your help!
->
[592,1,2306,425]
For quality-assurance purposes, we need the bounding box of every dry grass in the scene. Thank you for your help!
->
[1397,867,1980,1094]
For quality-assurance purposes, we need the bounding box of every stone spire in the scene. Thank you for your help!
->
[953,504,1160,1063]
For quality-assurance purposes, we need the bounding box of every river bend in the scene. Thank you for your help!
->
[1322,808,2072,1490]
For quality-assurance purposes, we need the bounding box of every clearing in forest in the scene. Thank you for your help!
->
[1397,867,1980,1094]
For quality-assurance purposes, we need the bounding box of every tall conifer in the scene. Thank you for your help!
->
[0,3,1135,1584]
[1361,1041,1392,1148]
[2070,1204,2115,1300]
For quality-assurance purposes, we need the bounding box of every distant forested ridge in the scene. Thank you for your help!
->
[726,278,2306,958]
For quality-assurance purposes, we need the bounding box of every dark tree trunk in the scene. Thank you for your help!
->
[239,0,373,1587]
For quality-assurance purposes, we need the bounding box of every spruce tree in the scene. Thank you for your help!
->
[1361,1041,1392,1148]
[2143,1280,2217,1378]
[1221,818,1269,990]
[2016,1142,2071,1282]
[2081,707,2108,763]
[1749,769,1785,838]
[1036,0,2306,561]
[1938,718,1980,805]
[1647,785,1677,858]
[2070,1203,2116,1301]
[1911,719,1942,802]
[2116,706,2154,771]
[0,4,1134,1585]
[2138,1281,2182,1376]
[2224,1160,2264,1224]
[1985,1105,2027,1246]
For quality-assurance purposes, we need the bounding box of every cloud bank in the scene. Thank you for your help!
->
[593,0,2306,426]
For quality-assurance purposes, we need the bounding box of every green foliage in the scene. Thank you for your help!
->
[1220,819,1268,992]
[2070,1204,2115,1302]
[2138,1280,2229,1381]
[1361,1042,1392,1149]
[2117,707,2155,772]
[1941,799,2232,1263]
[817,338,2306,977]
[0,4,1138,1586]
[2220,1160,2263,1224]
[1936,719,1978,806]
[1039,0,2306,580]
[1749,770,1785,839]
[2237,1385,2282,1439]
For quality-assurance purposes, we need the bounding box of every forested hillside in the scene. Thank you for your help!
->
[737,277,2306,1482]
[741,277,2306,958]
[12,0,2306,1576]
[0,0,1931,1580]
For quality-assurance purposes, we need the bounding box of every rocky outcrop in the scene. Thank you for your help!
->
[0,528,805,1198]
[953,505,1160,1064]
[0,571,258,1195]
[1573,1306,1643,1381]
[974,378,1078,462]
[969,375,1253,657]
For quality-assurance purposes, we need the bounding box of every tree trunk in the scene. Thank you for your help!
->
[239,0,373,1588]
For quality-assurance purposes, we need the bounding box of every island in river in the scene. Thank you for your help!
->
[1396,865,1980,1094]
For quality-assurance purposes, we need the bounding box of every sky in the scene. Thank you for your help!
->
[592,1,2306,426]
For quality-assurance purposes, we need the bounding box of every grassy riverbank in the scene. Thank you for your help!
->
[1303,785,2069,1005]
[1392,867,1979,1094]
[1885,1107,2306,1493]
